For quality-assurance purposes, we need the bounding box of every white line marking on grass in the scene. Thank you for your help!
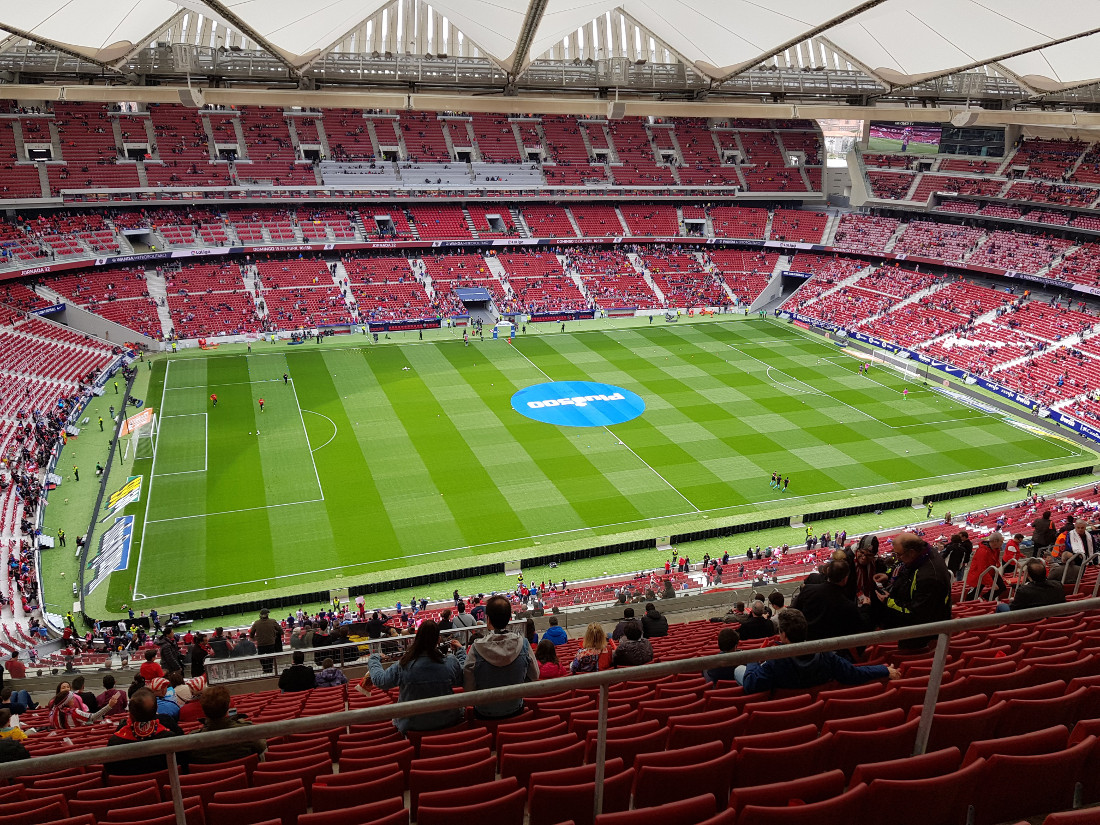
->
[144,498,326,525]
[731,345,979,432]
[302,409,338,453]
[157,413,208,473]
[287,378,324,500]
[510,341,701,512]
[166,379,284,390]
[131,360,170,597]
[134,447,1084,601]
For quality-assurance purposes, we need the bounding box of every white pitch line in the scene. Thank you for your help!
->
[165,379,284,390]
[302,409,338,453]
[144,498,326,525]
[510,341,701,513]
[287,378,325,501]
[131,359,169,596]
[730,344,979,432]
[133,448,1085,601]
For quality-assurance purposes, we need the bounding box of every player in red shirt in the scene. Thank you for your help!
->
[210,393,218,407]
[258,398,265,413]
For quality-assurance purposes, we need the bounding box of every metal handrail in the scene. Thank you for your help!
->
[6,597,1100,823]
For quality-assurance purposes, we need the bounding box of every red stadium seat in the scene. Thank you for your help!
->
[633,750,738,810]
[417,785,527,825]
[729,770,847,817]
[299,798,405,825]
[735,785,867,825]
[529,771,635,825]
[596,794,717,825]
[208,780,308,825]
[969,735,1095,825]
[962,725,1069,766]
[861,758,985,825]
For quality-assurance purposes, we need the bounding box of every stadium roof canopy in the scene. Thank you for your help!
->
[4,0,1100,103]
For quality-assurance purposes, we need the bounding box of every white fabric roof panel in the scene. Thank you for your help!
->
[826,0,1100,84]
[2,1,184,59]
[622,0,874,77]
[4,0,1100,91]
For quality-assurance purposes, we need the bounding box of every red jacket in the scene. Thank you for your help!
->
[965,541,1001,590]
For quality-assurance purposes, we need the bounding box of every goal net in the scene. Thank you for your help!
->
[869,348,921,383]
[121,409,158,462]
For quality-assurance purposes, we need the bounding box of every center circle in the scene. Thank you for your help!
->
[511,381,645,428]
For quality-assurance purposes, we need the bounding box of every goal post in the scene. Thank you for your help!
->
[869,348,921,383]
[121,409,158,462]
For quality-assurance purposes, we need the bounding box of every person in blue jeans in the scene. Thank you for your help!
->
[735,609,900,693]
[1,687,39,714]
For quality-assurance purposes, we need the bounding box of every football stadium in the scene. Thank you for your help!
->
[7,2,1100,822]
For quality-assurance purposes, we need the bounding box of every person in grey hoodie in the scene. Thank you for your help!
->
[462,595,539,719]
[366,620,465,734]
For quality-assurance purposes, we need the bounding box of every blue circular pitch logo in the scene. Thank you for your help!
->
[511,381,645,427]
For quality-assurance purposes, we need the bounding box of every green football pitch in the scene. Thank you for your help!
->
[111,319,1092,609]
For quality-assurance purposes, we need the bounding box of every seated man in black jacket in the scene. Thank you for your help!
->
[738,601,777,641]
[105,687,185,776]
[997,558,1066,613]
[278,650,316,692]
[794,559,865,645]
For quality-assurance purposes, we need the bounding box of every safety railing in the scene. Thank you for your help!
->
[204,618,526,684]
[4,597,1100,825]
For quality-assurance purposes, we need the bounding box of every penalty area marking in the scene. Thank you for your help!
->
[302,409,338,453]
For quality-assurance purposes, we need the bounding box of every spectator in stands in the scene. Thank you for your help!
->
[703,628,741,684]
[1065,519,1098,558]
[47,681,117,729]
[942,532,970,581]
[96,674,127,714]
[535,640,567,679]
[70,675,99,713]
[542,616,568,646]
[278,650,316,693]
[451,600,477,643]
[105,687,185,776]
[365,612,386,639]
[232,633,257,658]
[139,648,163,681]
[965,532,1007,600]
[154,680,182,722]
[315,658,348,687]
[251,608,282,673]
[1,687,37,714]
[570,623,616,673]
[159,633,183,675]
[722,602,749,624]
[611,607,636,641]
[612,620,654,667]
[190,632,212,677]
[641,603,669,638]
[0,709,26,742]
[366,620,465,734]
[4,654,25,681]
[881,532,953,648]
[525,619,538,647]
[767,592,787,629]
[736,609,899,693]
[794,559,864,642]
[1050,549,1083,584]
[1032,510,1056,554]
[191,685,267,764]
[738,601,777,641]
[208,627,233,658]
[998,558,1066,612]
[463,594,538,719]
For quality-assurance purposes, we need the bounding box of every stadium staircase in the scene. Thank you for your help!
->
[143,269,173,339]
